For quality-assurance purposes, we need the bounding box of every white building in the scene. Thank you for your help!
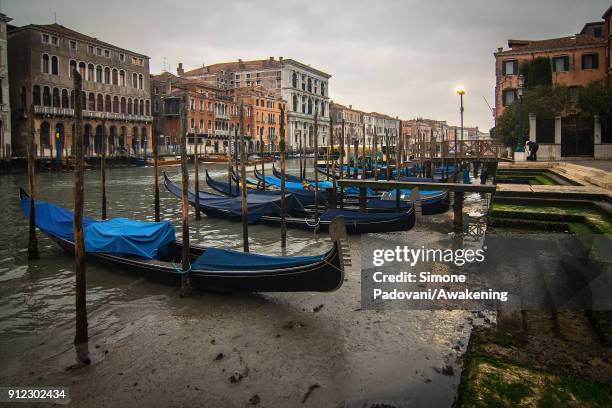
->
[0,13,11,158]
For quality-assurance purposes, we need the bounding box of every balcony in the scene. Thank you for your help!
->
[34,105,153,122]
[216,113,230,120]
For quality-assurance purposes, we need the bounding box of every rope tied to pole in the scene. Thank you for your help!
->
[171,261,192,275]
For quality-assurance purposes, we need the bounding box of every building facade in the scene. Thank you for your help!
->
[179,57,330,151]
[8,23,152,158]
[0,13,11,159]
[494,8,612,160]
[152,72,285,155]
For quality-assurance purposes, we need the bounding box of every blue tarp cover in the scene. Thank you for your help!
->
[166,176,304,223]
[192,247,325,270]
[21,195,176,259]
[85,218,175,258]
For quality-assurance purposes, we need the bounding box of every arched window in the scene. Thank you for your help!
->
[104,67,110,84]
[120,97,126,113]
[145,100,150,116]
[42,54,50,74]
[132,73,138,88]
[78,62,86,78]
[70,90,74,109]
[292,94,298,112]
[33,85,41,106]
[308,98,312,114]
[133,99,138,114]
[87,63,94,81]
[119,70,125,87]
[113,96,119,113]
[81,91,86,110]
[61,89,68,108]
[292,72,297,88]
[138,74,143,89]
[139,99,144,115]
[88,93,95,111]
[112,69,118,85]
[307,78,312,93]
[127,98,132,114]
[301,96,306,114]
[69,60,77,77]
[43,86,51,106]
[321,83,325,96]
[97,93,103,111]
[96,65,103,82]
[51,56,59,75]
[105,95,111,112]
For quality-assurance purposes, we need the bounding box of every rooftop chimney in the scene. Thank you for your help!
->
[349,105,352,109]
[279,56,283,61]
[177,62,184,76]
[497,47,503,52]
[269,56,274,61]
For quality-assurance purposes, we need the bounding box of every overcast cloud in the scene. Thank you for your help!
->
[5,0,610,131]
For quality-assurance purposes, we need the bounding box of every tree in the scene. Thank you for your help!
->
[520,57,552,88]
[579,80,612,117]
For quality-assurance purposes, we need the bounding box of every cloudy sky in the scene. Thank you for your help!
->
[5,0,610,130]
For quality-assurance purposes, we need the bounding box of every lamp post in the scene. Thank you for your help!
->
[515,74,525,153]
[455,86,465,182]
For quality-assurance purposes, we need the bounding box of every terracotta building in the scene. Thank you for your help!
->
[8,23,152,158]
[494,6,612,160]
[177,57,330,152]
[151,72,284,155]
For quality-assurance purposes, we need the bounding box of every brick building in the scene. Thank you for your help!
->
[177,57,330,152]
[494,6,612,160]
[151,72,284,155]
[8,23,152,158]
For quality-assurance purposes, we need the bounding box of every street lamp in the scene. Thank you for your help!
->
[515,74,525,153]
[455,85,465,182]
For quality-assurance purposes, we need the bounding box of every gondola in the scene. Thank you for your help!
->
[165,173,415,234]
[19,188,347,292]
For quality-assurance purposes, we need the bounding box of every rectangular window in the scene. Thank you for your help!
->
[502,60,518,75]
[69,40,77,50]
[51,36,58,45]
[88,45,94,54]
[96,47,102,56]
[552,56,570,72]
[246,73,251,79]
[119,53,125,62]
[581,53,599,70]
[104,49,110,58]
[42,34,50,44]
[235,74,240,79]
[502,89,516,106]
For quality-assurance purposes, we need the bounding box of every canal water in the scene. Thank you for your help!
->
[0,160,478,407]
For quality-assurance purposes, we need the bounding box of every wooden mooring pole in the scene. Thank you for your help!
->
[153,114,160,222]
[27,103,39,260]
[73,70,90,364]
[101,119,107,220]
[193,126,201,220]
[279,106,287,251]
[239,102,249,252]
[339,119,345,208]
[362,121,366,180]
[260,131,266,191]
[313,109,319,224]
[179,94,192,297]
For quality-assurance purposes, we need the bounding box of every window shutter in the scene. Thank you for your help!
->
[513,61,518,75]
[502,61,506,75]
[593,54,599,69]
[564,56,570,71]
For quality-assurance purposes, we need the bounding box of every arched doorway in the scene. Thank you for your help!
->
[119,126,126,153]
[109,126,117,155]
[141,127,147,154]
[132,127,139,155]
[84,124,92,157]
[40,121,51,157]
[55,123,65,160]
[95,125,103,156]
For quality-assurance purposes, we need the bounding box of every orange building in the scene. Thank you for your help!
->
[494,8,612,160]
